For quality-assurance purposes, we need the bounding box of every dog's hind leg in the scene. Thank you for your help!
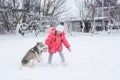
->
[27,59,35,68]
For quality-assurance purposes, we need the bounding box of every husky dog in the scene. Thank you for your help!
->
[21,42,47,67]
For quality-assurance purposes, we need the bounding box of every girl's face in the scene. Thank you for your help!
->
[57,31,62,34]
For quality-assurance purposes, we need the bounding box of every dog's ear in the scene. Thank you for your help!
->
[36,42,40,46]
[37,42,41,44]
[36,42,39,44]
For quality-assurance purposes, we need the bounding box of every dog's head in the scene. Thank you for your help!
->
[36,42,45,48]
[36,42,47,53]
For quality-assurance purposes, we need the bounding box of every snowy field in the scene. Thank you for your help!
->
[0,31,120,80]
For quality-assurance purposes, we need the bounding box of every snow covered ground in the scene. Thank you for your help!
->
[0,31,120,80]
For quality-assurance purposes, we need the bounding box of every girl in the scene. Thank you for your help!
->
[45,22,71,65]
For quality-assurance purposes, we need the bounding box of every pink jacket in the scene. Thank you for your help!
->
[45,30,70,54]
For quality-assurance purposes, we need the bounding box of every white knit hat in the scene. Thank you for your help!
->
[56,25,64,32]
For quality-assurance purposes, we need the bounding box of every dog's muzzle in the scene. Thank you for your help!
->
[41,46,48,53]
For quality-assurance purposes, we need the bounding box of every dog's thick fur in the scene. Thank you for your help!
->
[21,42,46,67]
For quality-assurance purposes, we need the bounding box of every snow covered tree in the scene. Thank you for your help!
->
[0,0,20,33]
[75,0,98,32]
[0,0,67,35]
[17,0,67,36]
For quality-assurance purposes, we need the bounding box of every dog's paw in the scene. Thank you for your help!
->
[29,63,35,68]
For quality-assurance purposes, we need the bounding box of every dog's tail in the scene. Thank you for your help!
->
[22,59,28,65]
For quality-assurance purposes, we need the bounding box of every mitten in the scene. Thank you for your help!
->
[68,48,71,52]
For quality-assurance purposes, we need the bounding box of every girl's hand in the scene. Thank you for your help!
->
[68,48,71,52]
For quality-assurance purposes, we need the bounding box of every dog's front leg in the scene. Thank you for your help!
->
[36,54,41,62]
[28,59,35,67]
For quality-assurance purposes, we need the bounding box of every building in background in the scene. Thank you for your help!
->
[67,0,120,33]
